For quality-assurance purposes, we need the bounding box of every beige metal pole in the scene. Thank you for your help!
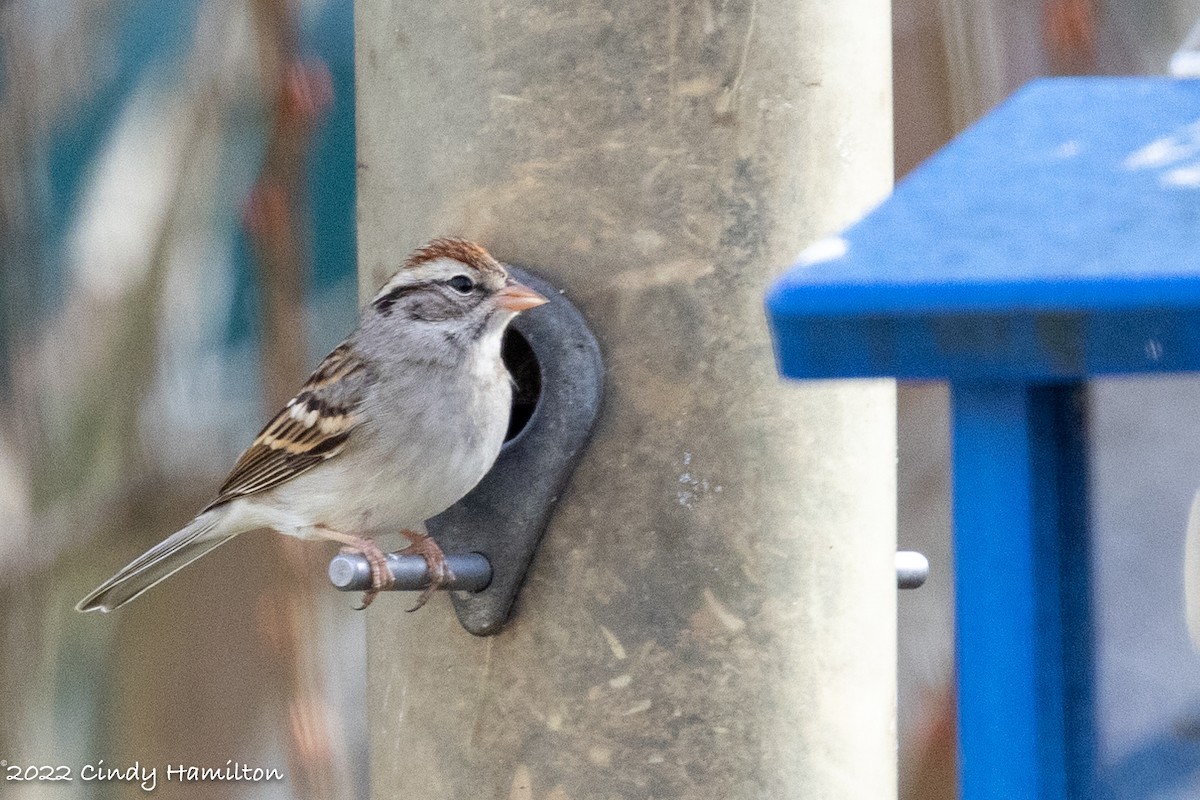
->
[355,1,896,797]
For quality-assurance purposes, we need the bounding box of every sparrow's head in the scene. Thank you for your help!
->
[364,238,547,358]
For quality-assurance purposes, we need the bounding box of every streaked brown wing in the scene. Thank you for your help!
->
[203,342,377,511]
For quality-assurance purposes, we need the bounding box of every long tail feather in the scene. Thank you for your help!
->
[76,510,238,612]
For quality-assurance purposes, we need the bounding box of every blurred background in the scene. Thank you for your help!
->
[4,0,1200,798]
[0,1,363,798]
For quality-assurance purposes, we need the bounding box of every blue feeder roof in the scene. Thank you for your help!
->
[766,77,1200,382]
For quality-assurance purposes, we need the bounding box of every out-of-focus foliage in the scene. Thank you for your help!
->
[0,1,361,797]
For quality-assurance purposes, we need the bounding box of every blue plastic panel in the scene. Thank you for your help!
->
[767,77,1200,380]
[771,309,1200,380]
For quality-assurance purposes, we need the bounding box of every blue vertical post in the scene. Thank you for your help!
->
[952,382,1094,799]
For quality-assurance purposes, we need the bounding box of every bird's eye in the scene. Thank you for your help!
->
[446,275,475,294]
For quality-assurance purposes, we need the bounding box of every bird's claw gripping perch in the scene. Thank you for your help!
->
[398,530,455,612]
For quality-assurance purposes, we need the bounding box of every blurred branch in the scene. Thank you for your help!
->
[1043,0,1098,75]
[245,1,347,798]
[900,682,957,800]
[245,0,331,410]
[936,0,1009,130]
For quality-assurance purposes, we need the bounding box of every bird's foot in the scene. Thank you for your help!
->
[335,538,394,610]
[398,530,454,612]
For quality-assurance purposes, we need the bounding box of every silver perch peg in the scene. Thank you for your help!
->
[896,550,929,590]
[328,552,492,593]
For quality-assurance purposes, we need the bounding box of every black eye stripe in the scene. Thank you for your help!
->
[372,283,423,317]
[372,276,484,320]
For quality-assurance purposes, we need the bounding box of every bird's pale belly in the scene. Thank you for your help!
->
[262,416,505,538]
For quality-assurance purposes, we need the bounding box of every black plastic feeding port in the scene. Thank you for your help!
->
[329,266,604,635]
[501,327,541,442]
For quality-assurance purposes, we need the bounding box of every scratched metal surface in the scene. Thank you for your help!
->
[355,0,898,797]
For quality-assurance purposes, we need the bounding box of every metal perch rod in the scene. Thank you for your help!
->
[328,552,492,593]
[896,551,929,590]
[330,550,922,592]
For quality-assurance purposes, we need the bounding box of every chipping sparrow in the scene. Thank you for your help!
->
[77,238,547,613]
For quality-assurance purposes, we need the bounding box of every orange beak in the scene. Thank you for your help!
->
[495,281,549,312]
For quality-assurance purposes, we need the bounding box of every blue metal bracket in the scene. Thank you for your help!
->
[766,77,1200,799]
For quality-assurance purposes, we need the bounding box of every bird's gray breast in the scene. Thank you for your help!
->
[352,355,512,530]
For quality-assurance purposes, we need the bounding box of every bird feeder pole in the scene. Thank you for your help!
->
[354,0,897,797]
